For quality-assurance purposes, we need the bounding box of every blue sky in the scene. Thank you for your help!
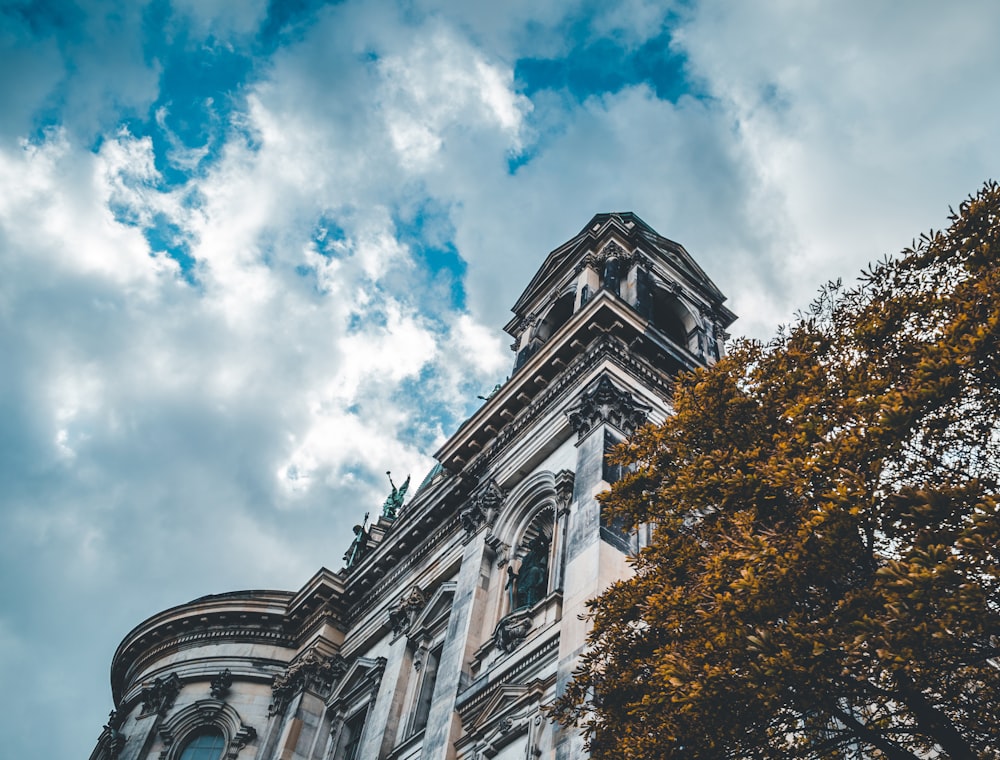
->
[1,1,999,757]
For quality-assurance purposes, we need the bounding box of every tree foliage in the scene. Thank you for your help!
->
[553,182,1000,759]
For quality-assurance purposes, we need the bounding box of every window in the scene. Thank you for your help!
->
[338,708,368,760]
[409,643,443,736]
[178,728,225,760]
[601,431,632,552]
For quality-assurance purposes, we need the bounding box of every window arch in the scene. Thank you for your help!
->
[156,699,256,760]
[178,728,225,760]
[533,291,575,343]
[650,289,699,353]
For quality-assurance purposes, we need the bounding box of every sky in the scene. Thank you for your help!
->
[1,1,999,757]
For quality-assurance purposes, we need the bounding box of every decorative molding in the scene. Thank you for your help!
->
[566,374,651,441]
[103,710,126,758]
[139,672,181,718]
[485,532,511,567]
[328,656,387,713]
[156,700,256,760]
[227,725,257,760]
[269,647,346,716]
[114,621,295,705]
[210,669,232,700]
[554,469,575,515]
[388,585,426,637]
[462,329,676,477]
[492,610,533,654]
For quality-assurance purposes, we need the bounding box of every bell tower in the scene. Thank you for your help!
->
[90,212,735,760]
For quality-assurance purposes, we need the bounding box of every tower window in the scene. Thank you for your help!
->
[178,728,225,760]
[651,290,693,350]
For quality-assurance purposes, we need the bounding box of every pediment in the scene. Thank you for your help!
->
[327,656,385,708]
[409,582,456,637]
[458,677,551,734]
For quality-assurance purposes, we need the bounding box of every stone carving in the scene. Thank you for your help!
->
[139,673,181,717]
[228,724,257,759]
[566,374,651,440]
[461,478,506,538]
[493,610,533,654]
[381,471,410,519]
[485,532,510,567]
[584,239,628,267]
[104,709,126,758]
[461,504,485,536]
[269,648,346,716]
[388,585,426,636]
[599,240,625,260]
[210,669,232,699]
[554,469,574,515]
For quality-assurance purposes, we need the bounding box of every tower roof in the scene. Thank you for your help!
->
[509,212,730,327]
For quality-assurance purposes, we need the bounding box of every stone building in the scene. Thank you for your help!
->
[90,213,735,760]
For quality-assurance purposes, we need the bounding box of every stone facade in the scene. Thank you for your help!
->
[90,212,735,760]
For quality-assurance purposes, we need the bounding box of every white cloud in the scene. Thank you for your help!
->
[674,0,1000,331]
[377,27,532,169]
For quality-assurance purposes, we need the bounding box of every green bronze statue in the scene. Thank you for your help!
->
[514,533,550,609]
[381,471,410,519]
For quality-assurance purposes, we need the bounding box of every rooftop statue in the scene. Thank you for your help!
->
[381,471,410,519]
[343,512,370,568]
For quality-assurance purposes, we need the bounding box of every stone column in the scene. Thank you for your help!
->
[420,530,489,760]
[553,424,605,760]
[358,634,409,759]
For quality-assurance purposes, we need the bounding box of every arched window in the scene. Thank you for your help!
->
[535,292,575,343]
[178,728,225,760]
[651,289,700,353]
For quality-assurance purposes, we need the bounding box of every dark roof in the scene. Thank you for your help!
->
[510,212,728,319]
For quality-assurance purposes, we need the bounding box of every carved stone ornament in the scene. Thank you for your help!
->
[139,672,182,717]
[228,725,258,759]
[388,585,426,637]
[598,239,625,261]
[461,478,507,538]
[554,469,575,515]
[268,648,347,716]
[210,669,233,700]
[104,709,126,758]
[485,532,511,567]
[492,610,533,654]
[566,375,651,441]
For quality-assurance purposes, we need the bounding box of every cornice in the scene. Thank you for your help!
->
[111,591,296,704]
[455,632,559,717]
[439,295,688,475]
[341,510,465,624]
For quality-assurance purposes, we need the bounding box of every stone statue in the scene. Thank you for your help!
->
[381,471,410,519]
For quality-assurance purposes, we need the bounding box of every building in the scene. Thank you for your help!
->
[90,212,735,760]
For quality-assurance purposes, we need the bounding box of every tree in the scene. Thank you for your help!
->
[552,182,1000,759]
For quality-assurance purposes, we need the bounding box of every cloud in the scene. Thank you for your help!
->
[674,0,1000,328]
